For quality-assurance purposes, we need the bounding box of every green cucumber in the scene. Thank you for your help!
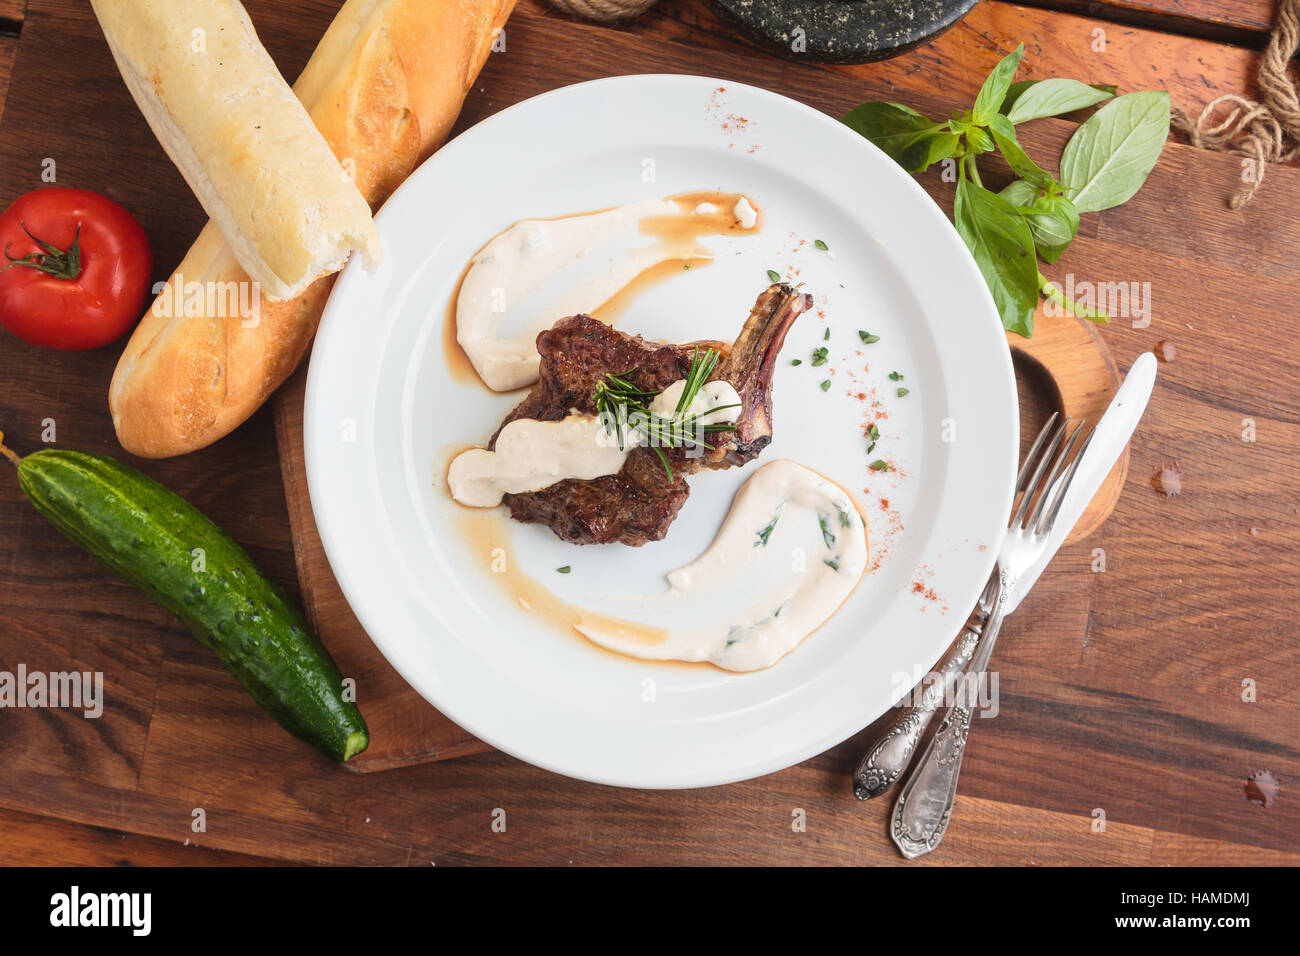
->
[11,447,368,762]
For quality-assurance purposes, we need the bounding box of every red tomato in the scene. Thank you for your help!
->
[0,188,152,350]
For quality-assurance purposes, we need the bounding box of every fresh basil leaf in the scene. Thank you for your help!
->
[923,131,962,168]
[954,177,1039,337]
[972,44,1025,124]
[998,179,1042,207]
[965,126,995,154]
[843,102,944,173]
[998,181,1079,263]
[1004,78,1116,123]
[988,114,1057,189]
[1059,90,1170,213]
[1023,194,1080,263]
[1035,241,1070,265]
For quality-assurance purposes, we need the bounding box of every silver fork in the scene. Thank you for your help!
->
[889,412,1094,859]
[853,413,1084,802]
[852,572,998,800]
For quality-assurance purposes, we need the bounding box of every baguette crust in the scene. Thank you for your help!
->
[90,0,382,302]
[110,0,515,458]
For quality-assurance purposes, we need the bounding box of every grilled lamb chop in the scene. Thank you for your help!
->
[491,283,811,546]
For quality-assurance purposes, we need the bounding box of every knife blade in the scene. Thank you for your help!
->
[1003,351,1158,614]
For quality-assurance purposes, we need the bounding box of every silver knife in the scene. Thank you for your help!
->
[1003,350,1158,613]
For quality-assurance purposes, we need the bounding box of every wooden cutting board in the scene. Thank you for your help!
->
[272,303,1128,772]
[272,370,491,771]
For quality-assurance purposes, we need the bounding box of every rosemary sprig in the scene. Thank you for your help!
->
[593,369,658,451]
[592,347,740,483]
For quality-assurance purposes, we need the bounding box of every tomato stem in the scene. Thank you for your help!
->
[2,220,83,280]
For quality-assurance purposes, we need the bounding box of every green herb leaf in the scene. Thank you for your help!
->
[922,131,963,167]
[820,380,831,392]
[998,179,1042,207]
[988,114,1057,190]
[842,102,948,173]
[897,387,910,397]
[888,371,904,381]
[858,330,880,344]
[1023,193,1080,263]
[824,558,841,572]
[556,566,571,574]
[814,239,829,251]
[964,126,995,155]
[953,177,1040,337]
[766,269,782,283]
[1003,78,1115,123]
[867,422,880,441]
[1059,91,1170,214]
[818,514,837,548]
[823,328,830,341]
[869,459,893,472]
[755,509,781,547]
[790,358,802,366]
[811,347,829,366]
[972,44,1025,123]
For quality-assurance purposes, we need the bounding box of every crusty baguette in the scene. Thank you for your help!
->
[110,0,515,458]
[90,0,382,302]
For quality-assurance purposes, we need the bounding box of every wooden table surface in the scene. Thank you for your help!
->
[1,0,1297,866]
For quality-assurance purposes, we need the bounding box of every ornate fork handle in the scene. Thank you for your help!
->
[890,594,1007,859]
[852,594,990,800]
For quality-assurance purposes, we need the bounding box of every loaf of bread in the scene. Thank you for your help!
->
[90,0,382,302]
[109,0,516,458]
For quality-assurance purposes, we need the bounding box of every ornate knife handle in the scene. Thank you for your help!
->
[890,603,1006,859]
[852,591,991,800]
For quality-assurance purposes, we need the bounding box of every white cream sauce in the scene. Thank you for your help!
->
[648,379,740,420]
[447,415,626,508]
[733,195,758,229]
[574,459,869,671]
[447,380,743,508]
[456,194,761,391]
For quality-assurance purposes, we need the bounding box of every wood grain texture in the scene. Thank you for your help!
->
[0,1,24,26]
[0,36,15,123]
[0,0,1297,865]
[0,806,278,866]
[1019,0,1276,42]
[639,0,1277,144]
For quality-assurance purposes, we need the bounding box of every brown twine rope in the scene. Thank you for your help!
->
[1173,0,1300,208]
[545,0,659,21]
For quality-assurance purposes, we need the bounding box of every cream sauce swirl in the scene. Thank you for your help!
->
[455,193,761,391]
[574,459,869,671]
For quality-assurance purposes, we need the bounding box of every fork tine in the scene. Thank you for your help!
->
[1035,426,1097,536]
[1011,416,1070,529]
[1026,421,1087,532]
[1015,411,1060,492]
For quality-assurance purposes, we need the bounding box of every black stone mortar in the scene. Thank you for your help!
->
[704,0,979,64]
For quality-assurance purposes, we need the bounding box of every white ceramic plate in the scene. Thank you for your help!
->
[305,75,1017,788]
